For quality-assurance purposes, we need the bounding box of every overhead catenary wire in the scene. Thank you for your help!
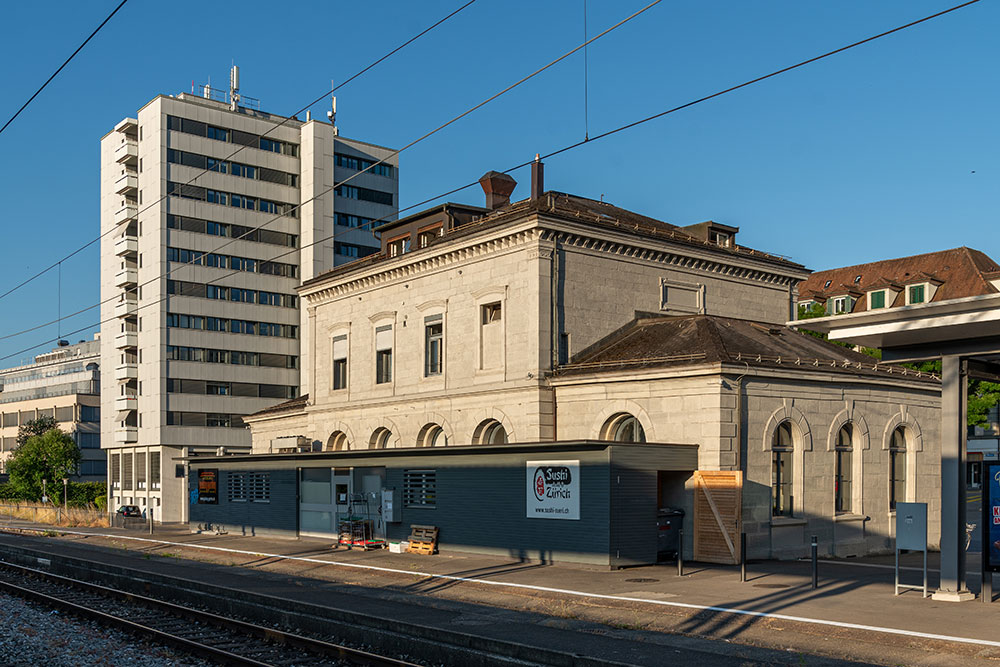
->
[0,0,480,304]
[0,0,664,346]
[0,0,981,361]
[0,0,130,139]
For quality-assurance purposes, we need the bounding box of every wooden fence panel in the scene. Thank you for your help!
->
[693,470,742,564]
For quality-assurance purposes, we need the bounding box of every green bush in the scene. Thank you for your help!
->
[66,481,107,508]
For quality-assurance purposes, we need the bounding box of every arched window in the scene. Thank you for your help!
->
[835,423,853,514]
[772,421,794,517]
[889,426,907,510]
[474,419,508,445]
[326,431,349,451]
[370,427,392,449]
[601,413,646,443]
[417,423,447,448]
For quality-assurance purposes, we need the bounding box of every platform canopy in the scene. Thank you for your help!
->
[792,292,1000,602]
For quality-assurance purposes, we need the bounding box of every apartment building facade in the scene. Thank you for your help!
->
[100,87,398,521]
[0,338,103,480]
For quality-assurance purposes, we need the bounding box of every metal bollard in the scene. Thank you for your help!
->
[984,548,992,604]
[677,529,684,577]
[740,532,747,582]
[148,508,153,535]
[811,535,818,589]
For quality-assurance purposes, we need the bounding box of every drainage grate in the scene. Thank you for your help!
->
[625,578,660,583]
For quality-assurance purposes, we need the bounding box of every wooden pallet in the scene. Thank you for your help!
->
[406,524,439,555]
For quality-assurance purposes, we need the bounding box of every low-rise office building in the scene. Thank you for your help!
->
[0,337,104,480]
[189,167,942,564]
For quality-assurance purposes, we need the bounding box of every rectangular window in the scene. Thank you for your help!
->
[122,453,133,491]
[403,469,436,508]
[908,284,925,305]
[890,449,906,510]
[249,472,270,503]
[870,290,886,309]
[55,406,74,423]
[81,405,100,422]
[332,335,348,390]
[150,452,161,490]
[482,302,502,324]
[835,448,852,514]
[136,452,146,490]
[76,432,100,449]
[771,449,792,517]
[425,316,443,376]
[111,453,121,489]
[375,325,393,384]
[228,472,247,502]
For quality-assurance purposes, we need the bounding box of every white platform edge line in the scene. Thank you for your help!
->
[17,528,1000,650]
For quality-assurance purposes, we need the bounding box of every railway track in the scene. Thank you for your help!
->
[0,561,418,667]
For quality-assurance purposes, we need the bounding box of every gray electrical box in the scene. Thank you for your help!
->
[896,502,928,551]
[382,488,401,523]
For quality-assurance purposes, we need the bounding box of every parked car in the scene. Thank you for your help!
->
[116,505,143,518]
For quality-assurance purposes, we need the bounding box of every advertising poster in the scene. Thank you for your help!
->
[198,469,219,504]
[986,463,1000,571]
[526,460,580,520]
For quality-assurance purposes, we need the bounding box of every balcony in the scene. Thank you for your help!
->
[115,395,138,416]
[114,117,138,135]
[114,173,138,196]
[114,140,138,165]
[114,234,138,257]
[114,427,138,443]
[114,204,137,225]
[114,331,137,349]
[114,363,137,382]
[114,267,138,288]
[114,298,137,319]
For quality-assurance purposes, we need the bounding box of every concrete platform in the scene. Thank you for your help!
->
[0,521,997,665]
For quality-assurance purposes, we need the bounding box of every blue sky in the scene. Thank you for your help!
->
[0,0,996,363]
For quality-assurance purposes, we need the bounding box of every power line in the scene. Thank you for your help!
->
[0,0,663,347]
[0,0,130,138]
[0,0,978,361]
[0,0,480,304]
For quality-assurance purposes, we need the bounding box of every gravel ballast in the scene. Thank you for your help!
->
[0,590,212,667]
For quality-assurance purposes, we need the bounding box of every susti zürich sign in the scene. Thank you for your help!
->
[526,460,580,520]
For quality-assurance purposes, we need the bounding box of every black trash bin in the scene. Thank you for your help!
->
[657,508,684,561]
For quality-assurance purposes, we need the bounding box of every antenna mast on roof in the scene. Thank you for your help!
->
[327,80,339,135]
[229,65,241,111]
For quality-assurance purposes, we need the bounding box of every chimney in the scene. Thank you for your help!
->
[478,171,517,210]
[531,154,544,200]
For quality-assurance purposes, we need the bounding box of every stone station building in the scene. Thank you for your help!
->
[189,168,942,564]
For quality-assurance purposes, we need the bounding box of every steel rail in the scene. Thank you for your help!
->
[0,561,416,667]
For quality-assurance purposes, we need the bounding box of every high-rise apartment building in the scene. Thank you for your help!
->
[100,79,398,521]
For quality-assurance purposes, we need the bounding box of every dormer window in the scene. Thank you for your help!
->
[827,295,855,315]
[709,229,731,248]
[869,290,886,309]
[386,235,410,258]
[907,284,926,305]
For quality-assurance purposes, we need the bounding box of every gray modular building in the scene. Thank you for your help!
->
[187,441,697,567]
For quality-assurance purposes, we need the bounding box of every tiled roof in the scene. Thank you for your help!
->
[302,191,805,288]
[246,394,308,419]
[797,247,1000,312]
[554,314,938,383]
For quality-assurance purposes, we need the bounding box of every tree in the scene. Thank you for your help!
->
[7,428,81,502]
[795,303,881,359]
[17,415,57,448]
